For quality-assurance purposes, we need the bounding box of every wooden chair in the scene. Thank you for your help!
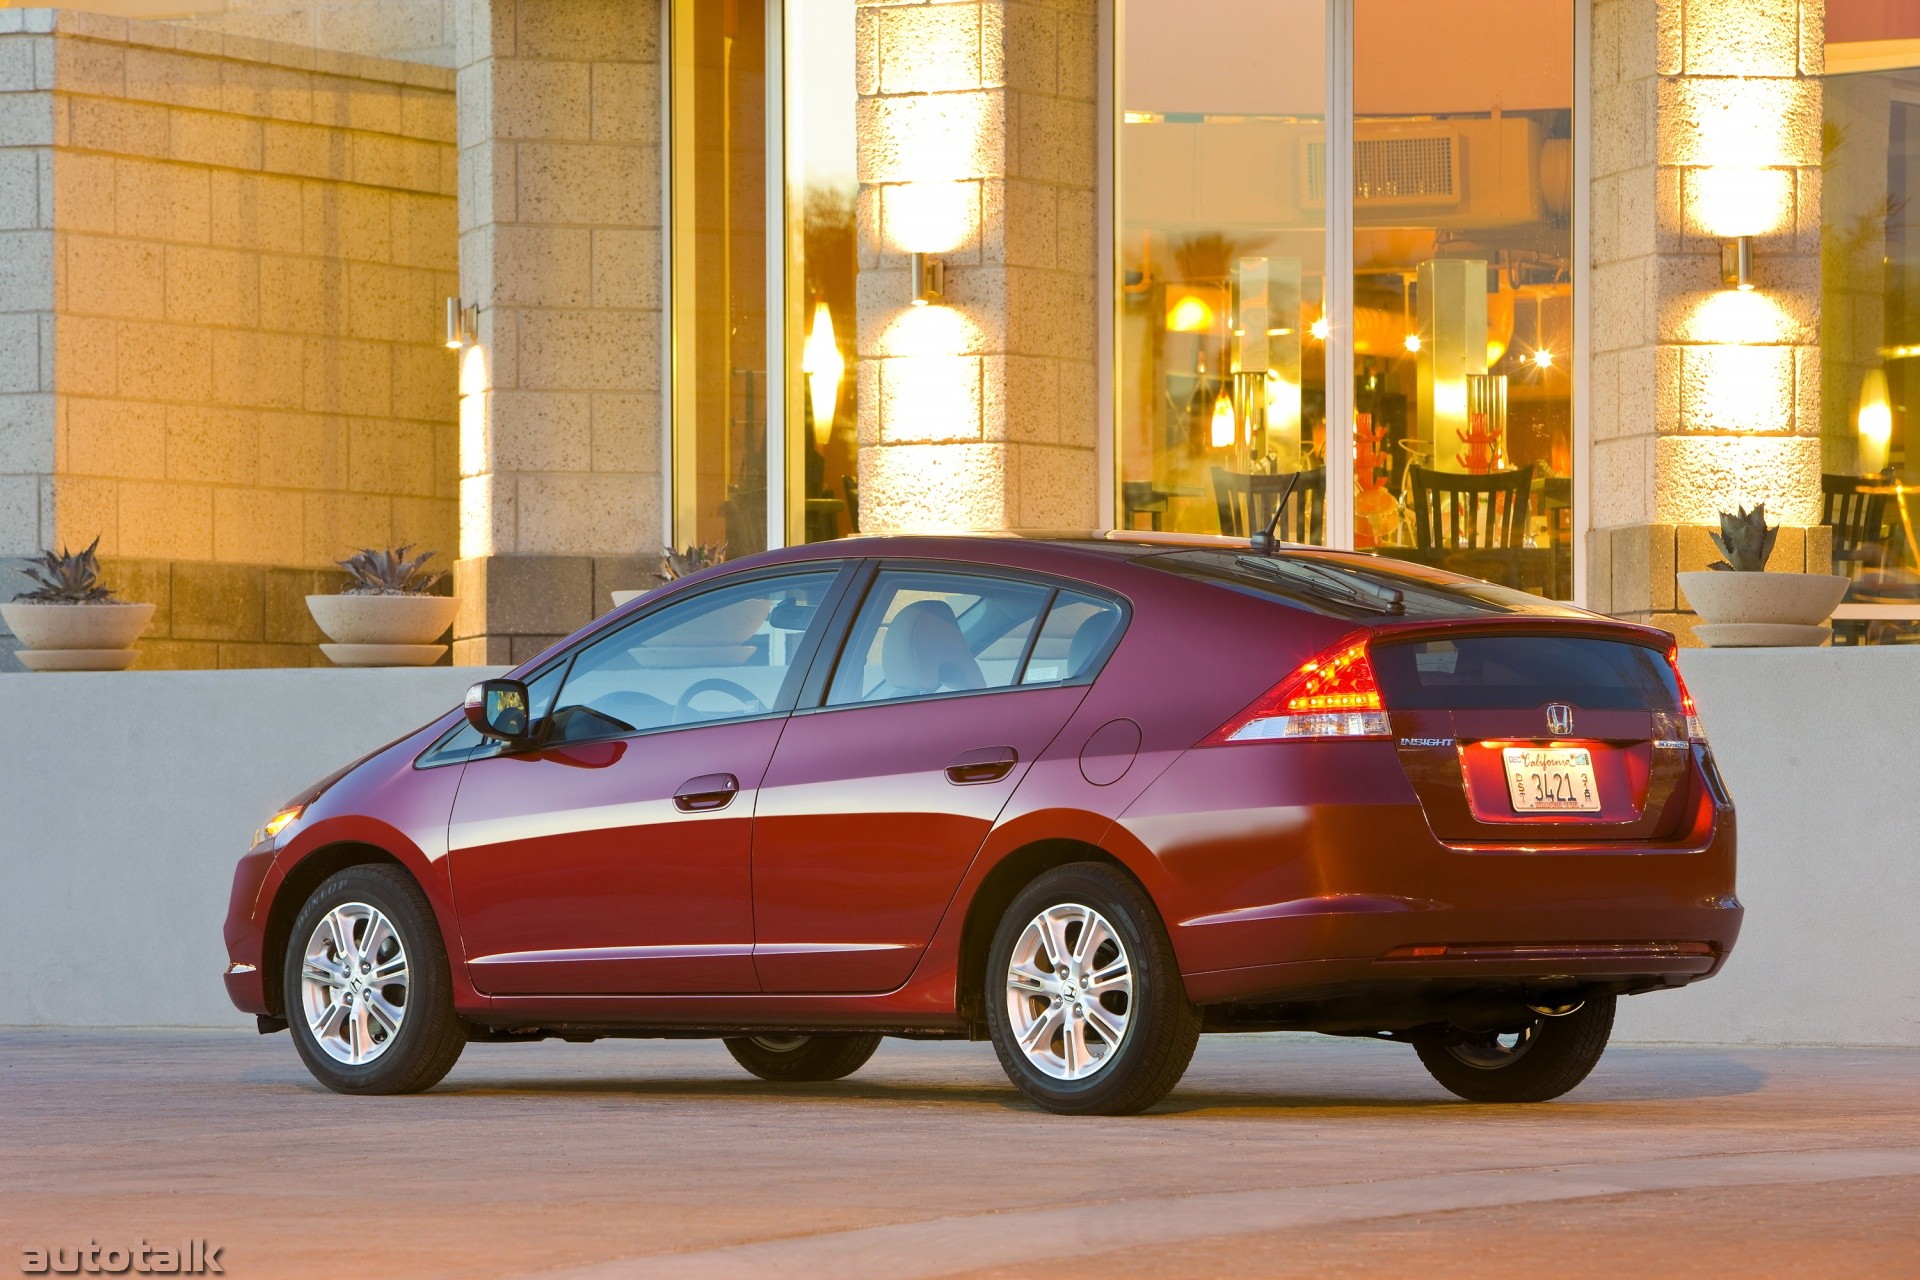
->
[1121,481,1170,531]
[1408,464,1534,552]
[1211,468,1325,544]
[1821,473,1892,572]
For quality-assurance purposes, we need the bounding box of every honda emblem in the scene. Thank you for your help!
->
[1545,703,1575,736]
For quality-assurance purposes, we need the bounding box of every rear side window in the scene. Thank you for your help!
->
[1020,591,1124,685]
[1371,636,1681,711]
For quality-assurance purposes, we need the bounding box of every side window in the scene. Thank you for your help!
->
[1020,591,1125,685]
[547,570,838,743]
[827,570,1052,707]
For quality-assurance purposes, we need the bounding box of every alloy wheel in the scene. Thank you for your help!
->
[1445,1020,1542,1070]
[1003,902,1134,1080]
[299,902,410,1066]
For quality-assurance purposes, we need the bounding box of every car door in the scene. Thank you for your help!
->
[447,565,848,996]
[750,566,1126,993]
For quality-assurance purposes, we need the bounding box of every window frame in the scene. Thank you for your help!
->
[795,558,1133,715]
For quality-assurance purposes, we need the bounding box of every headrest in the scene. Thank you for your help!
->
[1066,609,1119,677]
[880,600,984,694]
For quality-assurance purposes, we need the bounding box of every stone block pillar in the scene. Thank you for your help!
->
[854,0,1098,531]
[1587,0,1828,639]
[451,0,666,663]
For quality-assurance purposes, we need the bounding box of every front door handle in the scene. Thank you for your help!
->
[674,773,740,812]
[946,746,1018,785]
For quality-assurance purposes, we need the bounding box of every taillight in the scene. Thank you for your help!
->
[1668,645,1707,743]
[1205,633,1391,743]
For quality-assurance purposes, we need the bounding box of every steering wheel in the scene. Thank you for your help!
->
[672,677,766,725]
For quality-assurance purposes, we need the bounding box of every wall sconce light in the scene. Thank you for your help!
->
[445,297,478,349]
[1720,237,1754,291]
[910,253,944,306]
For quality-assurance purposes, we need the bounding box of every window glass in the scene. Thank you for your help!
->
[548,571,838,743]
[1371,636,1681,712]
[1821,12,1920,643]
[788,0,860,541]
[1020,591,1125,684]
[828,571,1053,706]
[1351,0,1575,597]
[671,0,771,555]
[1116,0,1329,541]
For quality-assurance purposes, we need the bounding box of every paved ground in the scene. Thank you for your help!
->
[0,1031,1915,1279]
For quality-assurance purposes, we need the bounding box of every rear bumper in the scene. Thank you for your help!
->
[1183,903,1742,1004]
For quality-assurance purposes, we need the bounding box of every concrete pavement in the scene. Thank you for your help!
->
[1,1031,1915,1278]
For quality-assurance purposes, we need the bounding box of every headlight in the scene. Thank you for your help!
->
[254,804,305,848]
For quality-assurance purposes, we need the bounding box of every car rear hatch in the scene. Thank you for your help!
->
[1370,622,1697,843]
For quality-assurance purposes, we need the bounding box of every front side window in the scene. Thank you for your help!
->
[828,571,1054,706]
[547,570,840,743]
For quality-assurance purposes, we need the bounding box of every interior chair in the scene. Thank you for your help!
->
[1211,468,1326,544]
[1407,464,1535,587]
[842,474,860,532]
[880,600,984,695]
[1821,473,1892,573]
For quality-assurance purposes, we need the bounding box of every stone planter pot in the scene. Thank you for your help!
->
[306,594,459,666]
[1677,571,1850,647]
[0,601,154,671]
[610,589,651,608]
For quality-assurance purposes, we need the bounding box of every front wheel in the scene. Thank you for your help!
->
[282,864,466,1095]
[1414,995,1616,1103]
[985,863,1200,1116]
[723,1033,883,1082]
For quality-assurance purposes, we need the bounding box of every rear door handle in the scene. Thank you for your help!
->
[674,773,740,812]
[946,747,1018,785]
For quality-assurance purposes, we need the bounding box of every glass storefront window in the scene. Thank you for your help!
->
[671,0,772,555]
[1116,0,1329,543]
[1116,0,1577,599]
[785,0,860,542]
[1351,0,1575,597]
[1820,6,1920,642]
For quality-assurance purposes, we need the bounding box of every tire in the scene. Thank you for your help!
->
[984,863,1200,1116]
[282,864,466,1095]
[723,1033,883,1082]
[1414,995,1616,1103]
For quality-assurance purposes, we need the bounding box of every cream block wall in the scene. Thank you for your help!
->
[0,9,460,669]
[855,0,1099,533]
[450,0,665,664]
[163,0,458,68]
[1587,0,1825,631]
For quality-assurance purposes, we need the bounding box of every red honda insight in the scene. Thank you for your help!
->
[223,533,1739,1115]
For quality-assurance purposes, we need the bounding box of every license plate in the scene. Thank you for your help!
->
[1502,746,1601,813]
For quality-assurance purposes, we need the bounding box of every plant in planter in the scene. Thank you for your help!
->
[1677,504,1850,647]
[609,543,728,608]
[306,545,459,667]
[1,538,155,672]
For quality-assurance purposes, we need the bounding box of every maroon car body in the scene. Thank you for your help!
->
[224,533,1740,1098]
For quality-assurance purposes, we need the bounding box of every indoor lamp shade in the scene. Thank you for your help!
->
[803,300,845,449]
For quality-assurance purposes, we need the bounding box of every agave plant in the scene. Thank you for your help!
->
[337,545,444,596]
[659,543,726,581]
[1707,504,1779,573]
[13,537,115,604]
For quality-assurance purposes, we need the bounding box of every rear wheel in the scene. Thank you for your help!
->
[1414,995,1615,1102]
[282,864,466,1095]
[723,1033,883,1082]
[985,863,1200,1116]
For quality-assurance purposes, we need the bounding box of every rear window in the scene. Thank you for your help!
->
[1138,549,1588,621]
[1371,636,1681,711]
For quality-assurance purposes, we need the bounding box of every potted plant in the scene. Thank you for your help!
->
[1677,505,1850,647]
[1,539,154,671]
[609,543,727,608]
[306,545,459,667]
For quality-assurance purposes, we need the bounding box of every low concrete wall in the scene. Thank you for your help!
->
[0,667,495,1027]
[0,651,1915,1043]
[1614,648,1920,1047]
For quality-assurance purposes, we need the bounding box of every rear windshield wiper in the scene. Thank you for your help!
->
[1234,554,1405,616]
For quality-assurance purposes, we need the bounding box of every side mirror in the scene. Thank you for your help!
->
[464,679,535,743]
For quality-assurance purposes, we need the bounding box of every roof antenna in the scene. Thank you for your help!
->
[1248,472,1302,556]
